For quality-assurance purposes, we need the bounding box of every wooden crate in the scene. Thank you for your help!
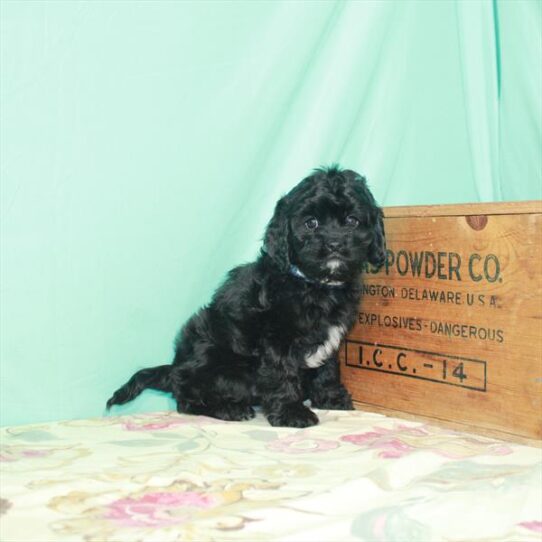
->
[340,201,542,444]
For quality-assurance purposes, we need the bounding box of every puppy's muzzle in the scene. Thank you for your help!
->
[325,239,343,252]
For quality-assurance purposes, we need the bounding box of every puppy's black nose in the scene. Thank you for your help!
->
[326,240,342,251]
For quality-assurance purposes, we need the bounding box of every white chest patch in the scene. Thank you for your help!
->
[304,325,346,368]
[326,259,342,271]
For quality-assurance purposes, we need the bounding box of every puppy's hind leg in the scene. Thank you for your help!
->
[172,351,256,422]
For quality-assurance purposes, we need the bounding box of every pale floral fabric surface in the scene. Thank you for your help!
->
[1,409,541,542]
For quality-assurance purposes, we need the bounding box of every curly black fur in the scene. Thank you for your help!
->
[107,166,386,427]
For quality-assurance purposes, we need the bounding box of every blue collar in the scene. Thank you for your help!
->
[289,264,345,288]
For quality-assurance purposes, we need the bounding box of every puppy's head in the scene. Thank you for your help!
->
[264,166,386,283]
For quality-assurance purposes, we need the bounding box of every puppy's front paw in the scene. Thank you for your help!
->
[311,388,354,410]
[267,403,319,428]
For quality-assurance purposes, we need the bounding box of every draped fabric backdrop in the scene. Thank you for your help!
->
[1,0,540,425]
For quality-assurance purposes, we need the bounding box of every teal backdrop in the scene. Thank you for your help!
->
[1,0,541,426]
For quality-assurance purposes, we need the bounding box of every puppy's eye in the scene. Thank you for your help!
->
[305,217,319,230]
[345,215,360,228]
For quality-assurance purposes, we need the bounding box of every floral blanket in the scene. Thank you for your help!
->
[1,409,541,542]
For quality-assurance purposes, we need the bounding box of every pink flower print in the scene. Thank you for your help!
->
[21,450,51,458]
[341,427,417,459]
[0,447,52,462]
[104,491,217,528]
[519,521,542,533]
[122,414,220,431]
[486,444,513,456]
[375,437,415,459]
[122,420,187,432]
[341,424,514,459]
[341,431,386,446]
[267,435,338,454]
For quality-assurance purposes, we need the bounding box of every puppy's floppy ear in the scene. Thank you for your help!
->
[264,196,290,271]
[368,208,386,269]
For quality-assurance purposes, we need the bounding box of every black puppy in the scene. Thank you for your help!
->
[107,166,385,427]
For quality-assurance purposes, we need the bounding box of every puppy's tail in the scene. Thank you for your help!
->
[106,365,172,410]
